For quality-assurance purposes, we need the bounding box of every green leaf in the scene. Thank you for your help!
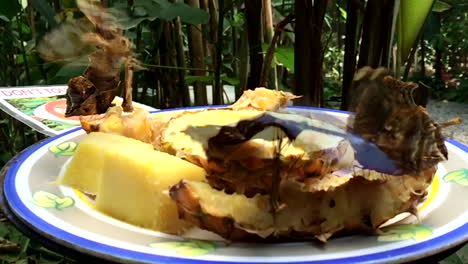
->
[159,2,210,24]
[0,0,21,20]
[432,0,452,12]
[440,253,464,264]
[31,0,58,28]
[55,63,87,78]
[275,46,295,73]
[456,245,468,264]
[114,0,209,29]
[133,6,148,17]
[63,0,77,8]
[378,224,433,242]
[398,0,436,62]
[222,76,240,86]
[149,240,216,257]
[443,169,468,186]
[33,191,74,210]
[423,13,441,41]
[118,16,149,30]
[339,7,347,20]
[48,142,78,157]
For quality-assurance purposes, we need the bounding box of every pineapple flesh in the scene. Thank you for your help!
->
[58,132,153,194]
[59,132,206,234]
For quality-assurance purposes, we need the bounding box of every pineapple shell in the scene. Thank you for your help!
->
[161,110,355,196]
[170,166,435,242]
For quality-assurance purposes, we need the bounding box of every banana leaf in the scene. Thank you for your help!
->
[398,0,435,62]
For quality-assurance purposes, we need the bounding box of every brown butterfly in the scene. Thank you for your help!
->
[349,67,461,175]
[37,0,138,117]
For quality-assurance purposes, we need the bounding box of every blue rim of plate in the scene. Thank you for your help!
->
[3,106,468,264]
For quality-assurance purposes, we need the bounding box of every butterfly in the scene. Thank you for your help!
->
[37,0,139,117]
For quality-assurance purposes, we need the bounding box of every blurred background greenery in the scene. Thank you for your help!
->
[0,0,467,263]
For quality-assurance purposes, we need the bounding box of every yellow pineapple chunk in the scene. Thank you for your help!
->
[58,132,153,194]
[95,141,206,234]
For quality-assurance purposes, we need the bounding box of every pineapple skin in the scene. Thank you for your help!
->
[170,166,435,241]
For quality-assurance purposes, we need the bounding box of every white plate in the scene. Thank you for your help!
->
[3,106,468,264]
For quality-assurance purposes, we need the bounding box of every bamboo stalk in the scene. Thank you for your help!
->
[174,18,191,106]
[261,0,278,90]
[340,0,360,110]
[260,14,294,88]
[213,0,225,105]
[294,0,328,106]
[238,28,249,99]
[27,0,36,39]
[17,13,31,84]
[245,0,264,90]
[186,0,208,106]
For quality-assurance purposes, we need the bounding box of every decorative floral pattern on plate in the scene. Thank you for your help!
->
[443,169,468,186]
[33,191,74,210]
[48,142,77,157]
[149,240,216,257]
[378,224,433,242]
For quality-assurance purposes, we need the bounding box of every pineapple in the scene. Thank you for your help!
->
[80,106,152,143]
[58,132,153,194]
[230,87,300,111]
[59,132,206,233]
[170,167,436,241]
[163,79,452,241]
[161,110,355,196]
[73,84,455,241]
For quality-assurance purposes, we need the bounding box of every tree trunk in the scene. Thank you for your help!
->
[357,0,395,68]
[213,0,224,105]
[341,0,360,110]
[161,21,179,107]
[294,0,328,106]
[245,0,264,90]
[174,18,191,106]
[238,29,249,99]
[434,46,443,79]
[420,36,426,76]
[262,0,277,90]
[187,0,208,105]
[150,20,163,108]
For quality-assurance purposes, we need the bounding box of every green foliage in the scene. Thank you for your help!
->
[0,0,21,21]
[274,46,295,74]
[432,0,452,12]
[0,219,77,263]
[261,44,294,73]
[398,0,436,62]
[31,0,58,28]
[112,0,209,29]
